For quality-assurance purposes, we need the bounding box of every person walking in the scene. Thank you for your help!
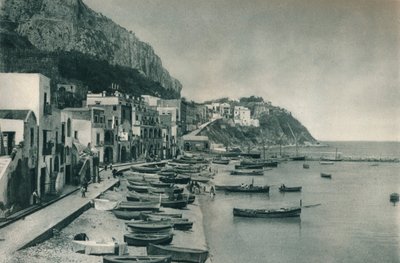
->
[80,185,86,197]
[210,185,216,199]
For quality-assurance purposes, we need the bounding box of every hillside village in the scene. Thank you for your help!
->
[0,72,301,215]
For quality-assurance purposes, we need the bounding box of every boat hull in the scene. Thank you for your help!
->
[124,233,173,246]
[279,186,302,192]
[233,207,301,218]
[103,255,171,263]
[147,244,209,263]
[225,186,269,193]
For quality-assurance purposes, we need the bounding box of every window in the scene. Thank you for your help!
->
[96,133,100,145]
[30,128,34,147]
[113,105,117,111]
[67,118,71,137]
[115,117,119,126]
[94,115,99,123]
[74,131,78,139]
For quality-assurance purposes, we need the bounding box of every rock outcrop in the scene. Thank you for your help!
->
[0,0,182,94]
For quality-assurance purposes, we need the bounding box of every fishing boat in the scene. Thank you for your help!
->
[115,201,160,211]
[230,170,264,176]
[224,185,270,193]
[145,217,193,231]
[159,175,191,184]
[240,159,278,168]
[233,207,301,218]
[127,184,155,193]
[123,233,173,246]
[215,185,240,190]
[103,255,172,263]
[149,182,172,188]
[141,212,183,220]
[126,221,173,233]
[150,186,184,195]
[390,193,399,202]
[131,166,161,174]
[320,161,334,165]
[160,199,187,209]
[320,173,332,179]
[128,181,150,187]
[212,158,230,165]
[112,210,151,220]
[93,199,118,211]
[72,240,128,255]
[127,191,170,202]
[279,185,302,192]
[147,244,209,263]
[235,164,264,169]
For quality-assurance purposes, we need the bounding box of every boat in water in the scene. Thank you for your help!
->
[320,173,332,179]
[303,163,310,169]
[390,193,399,202]
[230,170,264,176]
[279,185,302,192]
[147,244,209,263]
[320,161,334,165]
[225,185,269,193]
[103,255,172,263]
[235,164,264,169]
[233,207,301,218]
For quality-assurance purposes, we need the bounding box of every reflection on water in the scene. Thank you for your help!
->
[203,158,400,263]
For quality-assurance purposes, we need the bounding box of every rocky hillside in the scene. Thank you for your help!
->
[0,0,181,95]
[199,98,317,148]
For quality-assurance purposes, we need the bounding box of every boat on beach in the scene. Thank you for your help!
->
[103,255,172,263]
[212,158,230,165]
[115,201,160,211]
[131,166,161,174]
[123,233,173,246]
[279,185,302,192]
[160,199,188,209]
[72,240,127,255]
[233,207,301,218]
[159,175,191,184]
[126,221,173,233]
[93,199,118,211]
[112,209,151,220]
[126,184,155,193]
[147,244,209,263]
[320,173,332,179]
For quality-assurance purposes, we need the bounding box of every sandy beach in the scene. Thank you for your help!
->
[7,178,210,263]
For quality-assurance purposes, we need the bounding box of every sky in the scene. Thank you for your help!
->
[83,0,399,141]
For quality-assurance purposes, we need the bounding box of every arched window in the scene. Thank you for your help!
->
[67,118,71,137]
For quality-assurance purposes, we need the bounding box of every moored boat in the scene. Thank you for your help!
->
[224,185,269,193]
[212,158,230,165]
[235,164,264,169]
[279,185,302,192]
[230,170,264,176]
[303,163,310,169]
[147,244,209,263]
[131,166,161,174]
[123,233,173,246]
[320,161,334,165]
[390,193,399,202]
[103,255,171,263]
[320,173,332,179]
[215,185,240,190]
[233,207,301,218]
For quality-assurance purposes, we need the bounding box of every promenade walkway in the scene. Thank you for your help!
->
[0,168,120,257]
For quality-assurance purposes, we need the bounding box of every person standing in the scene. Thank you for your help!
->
[80,185,86,197]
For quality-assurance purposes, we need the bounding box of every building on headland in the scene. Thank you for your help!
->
[234,106,259,127]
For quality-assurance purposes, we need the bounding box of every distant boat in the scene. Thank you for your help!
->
[320,161,334,165]
[390,193,399,202]
[320,173,332,179]
[123,233,173,246]
[321,148,343,162]
[233,207,301,218]
[235,163,264,169]
[279,185,302,192]
[215,184,240,190]
[230,170,264,176]
[147,244,209,263]
[224,185,270,193]
[303,163,310,169]
[291,156,306,161]
[212,158,230,165]
[103,255,172,263]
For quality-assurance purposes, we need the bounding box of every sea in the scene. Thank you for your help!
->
[202,141,400,263]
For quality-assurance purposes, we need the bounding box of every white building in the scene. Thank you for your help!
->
[234,106,259,127]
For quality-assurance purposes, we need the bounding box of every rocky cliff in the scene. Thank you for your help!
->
[0,0,182,94]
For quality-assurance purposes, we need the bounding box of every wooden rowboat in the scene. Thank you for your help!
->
[320,173,332,179]
[112,210,151,220]
[123,233,173,246]
[72,240,127,255]
[279,186,302,192]
[161,200,187,209]
[131,166,161,174]
[212,159,230,165]
[103,255,171,263]
[126,221,173,233]
[230,170,264,176]
[115,201,160,211]
[235,164,264,169]
[224,185,270,193]
[233,207,301,218]
[147,244,209,263]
